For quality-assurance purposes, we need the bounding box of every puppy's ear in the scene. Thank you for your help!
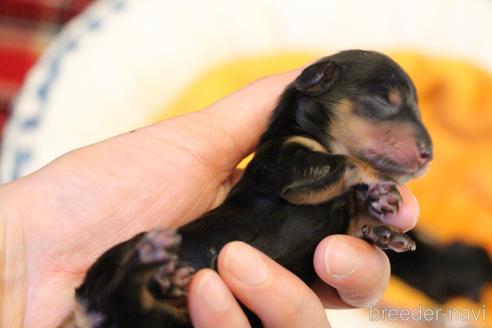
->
[295,60,340,95]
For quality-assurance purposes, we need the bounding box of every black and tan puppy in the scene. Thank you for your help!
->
[67,50,433,328]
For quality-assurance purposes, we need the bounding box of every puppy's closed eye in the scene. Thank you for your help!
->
[353,95,399,120]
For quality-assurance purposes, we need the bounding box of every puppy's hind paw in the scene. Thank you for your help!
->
[152,264,196,299]
[136,229,181,264]
[136,229,196,302]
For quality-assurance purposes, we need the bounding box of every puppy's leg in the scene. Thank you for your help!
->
[75,229,195,328]
[261,136,403,208]
[135,230,195,303]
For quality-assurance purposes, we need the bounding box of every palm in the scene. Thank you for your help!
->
[20,108,268,327]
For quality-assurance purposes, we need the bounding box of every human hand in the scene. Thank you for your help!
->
[189,184,417,328]
[0,69,419,327]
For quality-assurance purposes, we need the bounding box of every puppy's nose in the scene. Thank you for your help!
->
[418,144,433,166]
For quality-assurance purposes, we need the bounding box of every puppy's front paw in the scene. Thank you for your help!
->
[348,216,415,252]
[362,224,415,252]
[367,181,402,219]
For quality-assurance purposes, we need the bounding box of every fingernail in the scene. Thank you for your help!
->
[197,272,230,311]
[223,242,269,285]
[325,237,360,277]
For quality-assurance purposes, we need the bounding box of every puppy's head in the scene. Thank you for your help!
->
[295,50,432,183]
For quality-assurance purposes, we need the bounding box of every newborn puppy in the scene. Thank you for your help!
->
[66,50,433,328]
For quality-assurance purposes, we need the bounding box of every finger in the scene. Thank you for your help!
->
[188,269,251,328]
[313,235,390,308]
[95,68,302,180]
[218,241,330,328]
[379,185,420,232]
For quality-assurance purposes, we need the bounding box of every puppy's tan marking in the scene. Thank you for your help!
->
[344,157,385,186]
[388,88,402,106]
[153,302,189,320]
[285,136,327,153]
[283,179,344,205]
[59,303,95,328]
[141,283,157,310]
[327,99,358,142]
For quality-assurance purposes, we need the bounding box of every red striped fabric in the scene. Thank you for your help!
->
[0,0,94,134]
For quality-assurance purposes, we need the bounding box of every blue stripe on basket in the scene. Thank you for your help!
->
[9,0,127,180]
